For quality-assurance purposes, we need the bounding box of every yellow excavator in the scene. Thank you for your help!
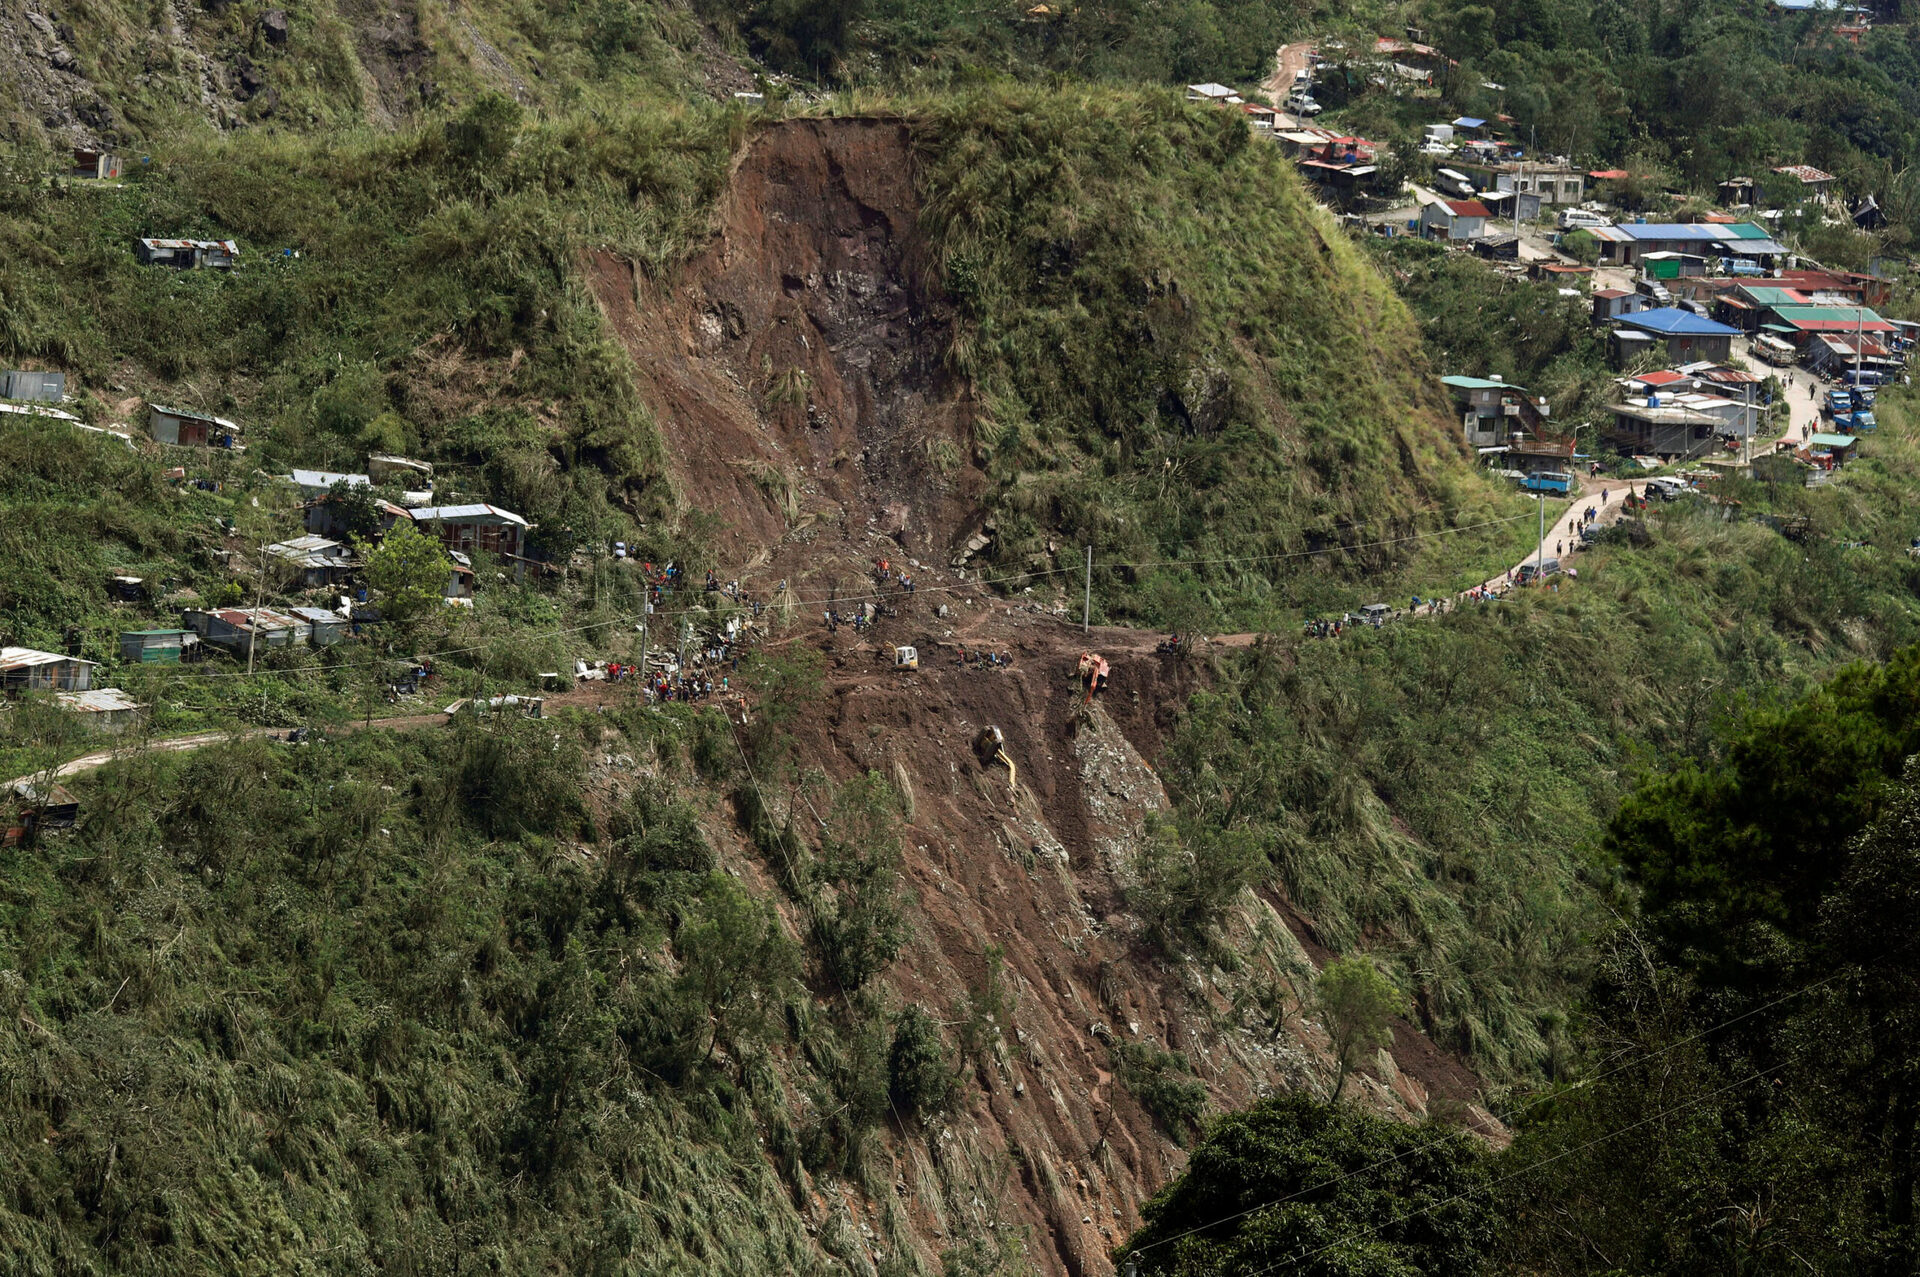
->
[973,725,1017,798]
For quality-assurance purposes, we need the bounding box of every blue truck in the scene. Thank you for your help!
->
[1519,471,1574,495]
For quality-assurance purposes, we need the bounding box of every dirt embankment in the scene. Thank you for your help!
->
[591,117,1498,1277]
[592,116,983,577]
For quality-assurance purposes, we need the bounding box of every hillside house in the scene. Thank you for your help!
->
[1,648,96,692]
[1767,165,1837,207]
[1605,400,1726,459]
[182,607,308,656]
[2,371,64,402]
[149,404,243,449]
[1585,222,1786,268]
[119,629,197,664]
[1690,365,1768,434]
[1185,83,1242,104]
[367,455,432,484]
[1497,165,1585,206]
[289,606,351,646]
[446,551,475,602]
[288,469,371,497]
[134,238,239,270]
[1422,199,1491,241]
[408,503,530,559]
[264,535,356,588]
[71,149,123,180]
[1611,309,1740,364]
[56,688,144,733]
[1768,305,1896,350]
[5,780,78,846]
[1592,289,1648,324]
[1641,251,1708,280]
[1441,375,1550,447]
[303,493,408,540]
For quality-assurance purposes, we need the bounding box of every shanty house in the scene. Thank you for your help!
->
[1592,289,1647,324]
[303,493,408,540]
[287,469,371,497]
[1422,199,1491,241]
[181,607,307,656]
[0,647,96,692]
[119,629,197,664]
[5,780,78,846]
[408,504,530,559]
[2,371,64,402]
[134,238,239,270]
[56,688,144,733]
[264,535,357,588]
[1767,165,1838,207]
[289,606,351,646]
[1611,309,1739,364]
[71,149,124,180]
[149,404,242,449]
[1185,83,1243,104]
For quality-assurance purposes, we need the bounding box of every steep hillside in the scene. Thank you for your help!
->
[592,95,1518,627]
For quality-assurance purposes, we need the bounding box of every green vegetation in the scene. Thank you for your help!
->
[898,85,1517,628]
[1316,957,1405,1102]
[1120,1092,1492,1276]
[0,704,1008,1273]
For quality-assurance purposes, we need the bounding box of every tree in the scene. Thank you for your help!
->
[323,478,385,544]
[1316,957,1404,1102]
[363,519,451,640]
[1559,228,1600,264]
[1118,1092,1492,1276]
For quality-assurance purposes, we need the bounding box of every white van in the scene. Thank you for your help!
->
[1559,208,1610,230]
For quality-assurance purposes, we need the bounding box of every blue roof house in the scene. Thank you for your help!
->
[1612,308,1741,364]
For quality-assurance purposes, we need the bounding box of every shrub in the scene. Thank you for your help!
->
[887,1005,958,1121]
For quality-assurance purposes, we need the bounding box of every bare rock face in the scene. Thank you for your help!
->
[260,9,289,45]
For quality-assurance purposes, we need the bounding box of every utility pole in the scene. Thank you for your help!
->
[246,542,267,676]
[1083,546,1092,633]
[1537,488,1546,569]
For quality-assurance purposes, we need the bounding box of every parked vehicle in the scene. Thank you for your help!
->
[1520,471,1574,495]
[1558,208,1610,230]
[1718,257,1767,277]
[1752,334,1796,366]
[1287,93,1323,115]
[1826,388,1852,418]
[1360,602,1391,625]
[1518,557,1562,582]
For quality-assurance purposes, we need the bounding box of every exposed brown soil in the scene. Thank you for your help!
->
[592,116,983,575]
[588,116,1500,1276]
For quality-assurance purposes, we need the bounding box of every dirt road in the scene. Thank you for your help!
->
[1264,41,1316,103]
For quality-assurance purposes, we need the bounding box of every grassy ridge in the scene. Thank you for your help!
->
[878,86,1520,629]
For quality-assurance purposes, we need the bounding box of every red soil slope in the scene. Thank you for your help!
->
[590,117,1498,1277]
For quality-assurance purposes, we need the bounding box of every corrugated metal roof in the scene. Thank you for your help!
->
[1771,305,1894,332]
[57,688,141,713]
[1441,375,1526,391]
[0,401,80,423]
[1809,432,1858,448]
[151,404,241,431]
[0,646,94,669]
[1615,308,1740,337]
[289,469,369,488]
[1773,164,1836,183]
[1443,199,1492,217]
[409,504,529,527]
